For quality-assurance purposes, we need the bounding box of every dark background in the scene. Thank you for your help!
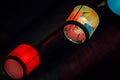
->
[0,0,120,80]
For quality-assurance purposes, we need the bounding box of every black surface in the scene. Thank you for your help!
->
[0,0,120,80]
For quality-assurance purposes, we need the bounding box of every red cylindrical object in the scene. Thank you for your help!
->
[3,44,40,79]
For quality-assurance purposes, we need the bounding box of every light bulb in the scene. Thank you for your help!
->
[107,0,120,16]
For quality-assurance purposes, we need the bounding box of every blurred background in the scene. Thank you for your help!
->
[0,0,120,80]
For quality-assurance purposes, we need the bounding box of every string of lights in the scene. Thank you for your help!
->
[1,0,120,79]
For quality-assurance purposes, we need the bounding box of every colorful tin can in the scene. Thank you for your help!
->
[64,5,100,44]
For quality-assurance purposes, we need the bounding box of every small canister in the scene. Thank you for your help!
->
[63,5,100,44]
[3,44,40,79]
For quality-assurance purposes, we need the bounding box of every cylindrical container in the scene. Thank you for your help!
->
[3,44,40,79]
[3,30,69,79]
[63,5,100,44]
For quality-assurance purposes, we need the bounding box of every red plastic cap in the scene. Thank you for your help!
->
[4,59,24,79]
[4,44,40,79]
